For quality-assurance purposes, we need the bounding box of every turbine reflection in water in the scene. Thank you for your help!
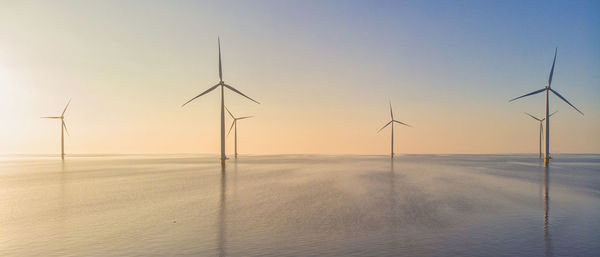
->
[543,165,551,257]
[59,161,67,256]
[388,159,397,253]
[218,165,227,257]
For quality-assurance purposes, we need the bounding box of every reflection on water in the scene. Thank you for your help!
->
[0,154,599,257]
[59,161,67,256]
[218,165,227,257]
[543,165,551,257]
[387,159,397,253]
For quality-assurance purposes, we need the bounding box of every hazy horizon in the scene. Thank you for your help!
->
[1,1,599,155]
[2,153,600,158]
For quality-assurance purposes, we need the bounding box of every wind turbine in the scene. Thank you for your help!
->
[182,38,260,166]
[378,102,410,158]
[524,111,557,159]
[41,99,71,160]
[226,106,253,159]
[510,48,583,165]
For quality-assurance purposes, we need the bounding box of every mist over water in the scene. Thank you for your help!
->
[1,154,599,256]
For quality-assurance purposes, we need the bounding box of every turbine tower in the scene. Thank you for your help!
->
[182,38,260,166]
[510,48,583,165]
[524,111,557,159]
[378,102,410,158]
[41,99,71,160]
[226,106,254,159]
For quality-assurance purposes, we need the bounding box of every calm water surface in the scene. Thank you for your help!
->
[1,154,599,256]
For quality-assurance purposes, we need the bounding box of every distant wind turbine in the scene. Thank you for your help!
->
[182,38,260,166]
[524,111,557,159]
[226,106,253,159]
[41,99,71,160]
[378,102,411,158]
[510,48,583,165]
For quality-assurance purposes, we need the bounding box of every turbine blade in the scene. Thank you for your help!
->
[550,89,584,115]
[377,121,392,133]
[41,117,61,119]
[227,120,235,136]
[225,106,235,119]
[62,99,71,116]
[509,88,546,102]
[62,120,69,136]
[223,83,260,104]
[393,120,411,127]
[218,37,223,81]
[549,110,558,117]
[237,116,253,120]
[389,101,393,120]
[182,83,220,107]
[548,48,557,88]
[524,112,542,121]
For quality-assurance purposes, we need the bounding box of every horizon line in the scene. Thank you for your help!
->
[2,152,599,157]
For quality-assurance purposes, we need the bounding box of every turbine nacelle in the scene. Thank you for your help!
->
[225,106,254,135]
[525,111,557,123]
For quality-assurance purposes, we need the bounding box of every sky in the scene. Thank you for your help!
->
[0,0,599,155]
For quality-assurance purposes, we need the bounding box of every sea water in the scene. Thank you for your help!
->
[1,154,599,256]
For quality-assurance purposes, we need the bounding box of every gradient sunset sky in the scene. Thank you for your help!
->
[1,1,599,155]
